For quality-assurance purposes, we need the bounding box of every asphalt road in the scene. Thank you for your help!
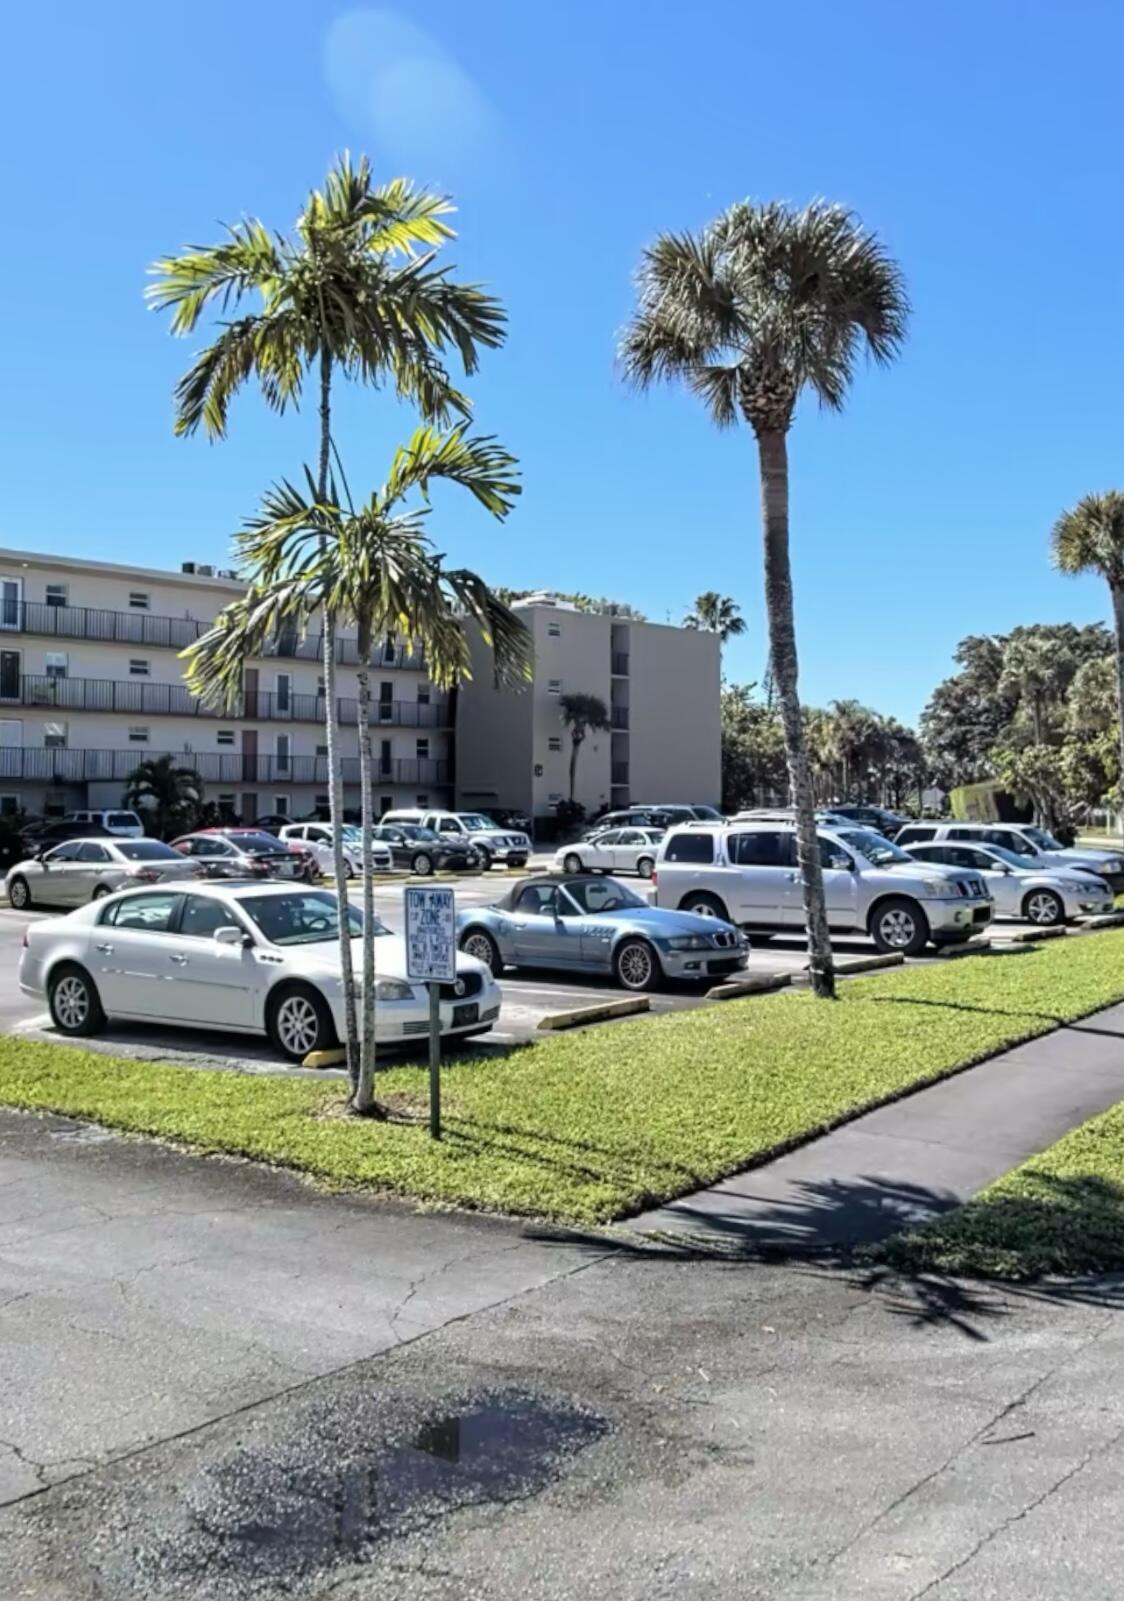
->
[3,1106,1123,1600]
[0,873,1064,1071]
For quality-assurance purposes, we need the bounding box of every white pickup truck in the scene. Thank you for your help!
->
[381,809,531,871]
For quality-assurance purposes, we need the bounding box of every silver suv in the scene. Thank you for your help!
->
[380,809,530,870]
[894,822,1124,892]
[653,821,993,955]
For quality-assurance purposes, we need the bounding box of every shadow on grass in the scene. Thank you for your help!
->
[870,992,1124,1040]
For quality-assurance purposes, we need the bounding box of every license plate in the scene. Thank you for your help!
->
[452,1002,479,1027]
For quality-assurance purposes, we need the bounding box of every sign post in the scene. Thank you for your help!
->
[404,885,456,1140]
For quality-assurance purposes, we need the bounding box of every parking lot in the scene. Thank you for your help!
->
[0,868,1096,1075]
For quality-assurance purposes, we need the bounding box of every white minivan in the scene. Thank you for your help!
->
[64,809,145,839]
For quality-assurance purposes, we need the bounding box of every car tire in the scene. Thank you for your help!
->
[563,853,584,873]
[267,984,338,1064]
[460,927,505,977]
[48,964,106,1037]
[678,891,731,923]
[1023,888,1065,926]
[342,860,356,881]
[475,846,493,872]
[91,884,112,901]
[7,875,31,910]
[636,856,655,879]
[870,897,930,956]
[411,852,434,877]
[613,937,661,992]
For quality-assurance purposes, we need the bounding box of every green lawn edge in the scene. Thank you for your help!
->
[880,1098,1124,1280]
[6,931,1124,1226]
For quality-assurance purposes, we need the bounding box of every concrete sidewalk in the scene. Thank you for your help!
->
[631,999,1124,1255]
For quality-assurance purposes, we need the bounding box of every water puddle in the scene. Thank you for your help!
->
[120,1391,607,1596]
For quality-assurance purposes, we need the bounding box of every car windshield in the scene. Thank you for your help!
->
[114,840,181,861]
[1022,826,1064,851]
[236,890,387,946]
[339,825,361,842]
[562,878,646,914]
[458,814,497,832]
[986,844,1038,869]
[397,824,441,842]
[838,829,912,867]
[232,832,288,853]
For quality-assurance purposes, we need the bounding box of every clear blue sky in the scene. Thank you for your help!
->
[3,0,1121,723]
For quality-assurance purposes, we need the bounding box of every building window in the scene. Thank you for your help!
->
[417,685,430,705]
[44,721,67,749]
[415,794,429,806]
[316,744,328,757]
[315,793,329,811]
[548,736,562,752]
[0,795,17,816]
[273,796,289,817]
[128,591,149,611]
[548,792,563,804]
[547,679,562,695]
[380,795,393,815]
[416,737,429,760]
[129,659,150,677]
[547,621,561,637]
[276,733,290,772]
[0,579,22,630]
[45,584,67,609]
[217,793,237,816]
[379,739,392,775]
[275,672,292,713]
[44,652,68,680]
[217,730,235,747]
[128,727,150,744]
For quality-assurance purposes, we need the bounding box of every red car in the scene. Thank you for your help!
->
[169,829,319,883]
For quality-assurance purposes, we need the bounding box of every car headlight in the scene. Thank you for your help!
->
[374,978,415,1002]
[1100,858,1123,873]
[665,935,713,951]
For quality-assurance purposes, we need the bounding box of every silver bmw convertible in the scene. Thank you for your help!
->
[456,873,748,991]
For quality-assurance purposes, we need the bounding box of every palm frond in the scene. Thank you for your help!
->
[1052,491,1124,584]
[146,221,284,334]
[383,426,521,518]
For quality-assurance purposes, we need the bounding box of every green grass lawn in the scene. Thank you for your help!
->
[6,932,1124,1225]
[882,1102,1124,1280]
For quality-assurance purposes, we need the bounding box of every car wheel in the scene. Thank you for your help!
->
[460,928,505,976]
[91,884,112,901]
[411,852,434,877]
[1023,888,1064,926]
[636,856,655,879]
[7,875,31,910]
[870,897,930,956]
[342,859,356,880]
[475,847,493,872]
[267,984,338,1064]
[48,964,106,1037]
[614,937,661,992]
[679,892,730,923]
[563,853,584,873]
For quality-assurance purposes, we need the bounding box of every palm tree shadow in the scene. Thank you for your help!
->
[871,993,1124,1041]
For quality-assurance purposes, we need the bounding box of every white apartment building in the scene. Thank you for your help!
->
[455,595,721,820]
[0,548,453,822]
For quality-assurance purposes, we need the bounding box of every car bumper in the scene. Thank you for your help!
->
[1063,890,1115,918]
[926,899,993,937]
[328,978,503,1041]
[660,947,749,981]
[486,846,529,864]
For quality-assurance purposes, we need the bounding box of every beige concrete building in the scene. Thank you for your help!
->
[455,595,720,822]
[0,548,453,821]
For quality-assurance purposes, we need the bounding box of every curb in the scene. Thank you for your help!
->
[998,926,1068,945]
[933,937,992,959]
[537,997,650,1031]
[708,973,792,1001]
[303,1047,348,1069]
[1073,912,1124,933]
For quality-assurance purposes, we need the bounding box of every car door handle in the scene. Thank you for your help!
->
[94,942,113,954]
[168,953,188,965]
[513,920,528,929]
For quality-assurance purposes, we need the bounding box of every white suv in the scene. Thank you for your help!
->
[653,821,993,955]
[894,821,1124,892]
[64,809,145,839]
[381,810,530,870]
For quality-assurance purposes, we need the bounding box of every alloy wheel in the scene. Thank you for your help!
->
[617,940,654,990]
[275,994,320,1057]
[54,975,89,1030]
[1027,891,1062,925]
[463,932,498,972]
[878,908,916,948]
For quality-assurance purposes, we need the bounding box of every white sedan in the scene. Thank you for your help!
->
[905,841,1114,924]
[278,822,393,879]
[20,881,501,1063]
[555,828,664,879]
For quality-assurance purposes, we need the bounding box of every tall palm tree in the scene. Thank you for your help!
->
[558,694,611,803]
[184,425,529,1113]
[684,591,747,644]
[621,201,908,997]
[150,152,505,1080]
[1052,491,1124,838]
[125,754,203,839]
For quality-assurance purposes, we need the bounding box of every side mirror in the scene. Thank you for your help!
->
[827,853,854,871]
[213,925,250,948]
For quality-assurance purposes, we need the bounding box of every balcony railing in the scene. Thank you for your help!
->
[610,707,630,730]
[2,600,426,668]
[7,676,448,727]
[611,762,630,784]
[611,652,630,675]
[0,748,451,787]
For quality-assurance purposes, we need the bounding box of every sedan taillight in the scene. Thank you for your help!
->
[131,867,162,883]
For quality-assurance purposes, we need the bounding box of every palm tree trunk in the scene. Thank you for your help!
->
[1112,584,1124,845]
[353,619,382,1116]
[756,428,835,999]
[317,348,359,1089]
[569,736,580,802]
